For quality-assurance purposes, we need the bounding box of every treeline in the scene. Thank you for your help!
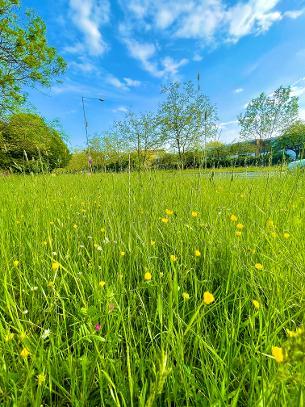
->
[63,123,305,173]
[64,83,305,173]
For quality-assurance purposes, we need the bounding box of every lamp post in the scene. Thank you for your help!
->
[81,96,104,172]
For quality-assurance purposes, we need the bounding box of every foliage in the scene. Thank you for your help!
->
[238,86,298,154]
[0,112,70,172]
[0,0,66,116]
[113,111,162,170]
[274,121,305,158]
[159,81,218,167]
[0,172,305,405]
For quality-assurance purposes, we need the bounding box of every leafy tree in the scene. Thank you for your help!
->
[0,0,66,116]
[274,121,305,158]
[238,86,298,155]
[0,112,70,172]
[113,111,161,170]
[159,81,218,168]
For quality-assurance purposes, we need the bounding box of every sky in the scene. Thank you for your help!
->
[24,0,305,149]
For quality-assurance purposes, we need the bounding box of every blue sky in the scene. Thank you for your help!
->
[24,0,305,149]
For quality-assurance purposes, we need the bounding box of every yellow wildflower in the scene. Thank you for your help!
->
[182,292,190,301]
[236,223,244,230]
[170,255,177,262]
[4,333,14,342]
[191,211,199,217]
[287,327,304,337]
[120,251,126,257]
[20,347,30,359]
[267,219,274,228]
[271,346,284,363]
[73,224,78,229]
[165,209,174,216]
[99,280,106,288]
[271,232,278,238]
[252,300,260,310]
[13,260,19,268]
[203,291,215,305]
[37,373,46,386]
[255,263,263,270]
[144,272,152,281]
[283,232,290,239]
[51,261,60,271]
[230,214,238,222]
[150,240,156,246]
[235,231,242,237]
[194,249,201,257]
[161,217,169,224]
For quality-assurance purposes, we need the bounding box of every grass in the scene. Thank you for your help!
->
[0,170,305,406]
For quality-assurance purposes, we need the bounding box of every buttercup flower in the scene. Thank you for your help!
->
[235,231,242,237]
[165,209,174,216]
[20,347,30,359]
[13,260,19,268]
[283,232,290,239]
[252,300,260,310]
[99,280,106,288]
[203,291,215,305]
[236,223,244,230]
[191,211,199,217]
[182,292,190,301]
[272,346,284,363]
[170,255,177,262]
[255,263,263,270]
[144,272,152,281]
[161,217,169,223]
[120,251,126,257]
[51,261,60,271]
[230,214,238,222]
[37,373,46,386]
[194,249,201,257]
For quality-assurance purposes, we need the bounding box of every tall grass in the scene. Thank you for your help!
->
[0,170,305,406]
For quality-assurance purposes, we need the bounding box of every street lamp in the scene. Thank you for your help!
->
[81,96,104,172]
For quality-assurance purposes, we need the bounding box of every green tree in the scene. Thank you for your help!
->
[275,121,305,158]
[113,111,161,170]
[0,0,66,116]
[159,81,218,168]
[238,86,298,155]
[0,112,70,172]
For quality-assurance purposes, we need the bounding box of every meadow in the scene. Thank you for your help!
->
[0,170,305,406]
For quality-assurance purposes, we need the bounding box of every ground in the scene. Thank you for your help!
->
[0,170,304,406]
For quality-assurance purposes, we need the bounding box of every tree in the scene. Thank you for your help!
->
[275,121,305,158]
[0,112,70,172]
[238,86,298,155]
[158,81,218,168]
[113,111,161,170]
[0,0,66,116]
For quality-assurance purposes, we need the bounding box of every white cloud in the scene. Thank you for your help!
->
[161,57,188,76]
[291,77,305,98]
[234,88,244,94]
[106,75,142,90]
[112,106,129,113]
[124,77,141,87]
[68,0,110,56]
[219,120,238,128]
[120,26,188,78]
[284,9,305,19]
[70,60,97,73]
[122,1,304,47]
[299,108,305,121]
[193,54,203,62]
